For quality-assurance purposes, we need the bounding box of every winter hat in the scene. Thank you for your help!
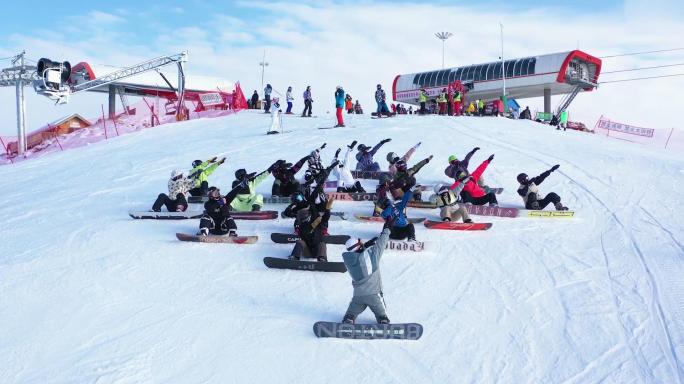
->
[171,169,184,179]
[386,152,398,163]
[345,238,363,252]
[517,173,528,184]
[208,187,221,199]
[235,168,247,180]
[192,159,202,167]
[448,155,458,163]
[358,144,369,151]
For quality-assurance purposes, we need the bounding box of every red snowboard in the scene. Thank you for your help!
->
[424,220,492,231]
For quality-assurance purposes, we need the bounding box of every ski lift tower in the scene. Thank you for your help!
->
[0,51,39,156]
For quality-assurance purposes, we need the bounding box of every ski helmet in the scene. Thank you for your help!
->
[448,155,458,163]
[345,237,363,252]
[395,159,407,172]
[208,187,221,199]
[358,144,369,152]
[192,159,202,168]
[304,169,314,182]
[235,168,247,180]
[434,183,445,194]
[376,84,382,89]
[386,152,398,163]
[517,173,528,184]
[171,169,184,179]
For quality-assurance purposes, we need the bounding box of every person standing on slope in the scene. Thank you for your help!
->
[250,90,259,109]
[264,84,273,113]
[450,155,498,206]
[334,86,346,127]
[266,98,282,134]
[418,88,428,115]
[198,186,241,237]
[345,94,353,114]
[188,157,225,196]
[152,169,194,212]
[230,168,271,212]
[375,84,390,116]
[355,139,391,172]
[285,86,294,114]
[341,226,392,324]
[437,88,447,115]
[332,141,365,192]
[386,141,421,176]
[517,165,569,211]
[430,182,473,223]
[268,154,311,197]
[381,188,417,242]
[302,86,313,117]
[444,147,479,180]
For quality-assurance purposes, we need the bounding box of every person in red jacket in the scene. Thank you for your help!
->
[450,154,498,206]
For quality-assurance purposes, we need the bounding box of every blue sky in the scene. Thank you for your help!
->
[0,0,683,135]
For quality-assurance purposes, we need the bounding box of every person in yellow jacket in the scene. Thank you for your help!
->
[437,88,447,115]
[188,157,225,196]
[230,168,271,211]
[477,99,485,116]
[467,102,476,116]
[453,90,462,116]
[418,88,428,115]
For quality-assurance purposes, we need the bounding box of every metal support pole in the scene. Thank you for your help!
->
[500,22,506,98]
[15,53,27,156]
[544,88,551,114]
[176,60,186,120]
[259,50,268,91]
[108,84,116,119]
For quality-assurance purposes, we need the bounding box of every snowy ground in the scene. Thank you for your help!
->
[1,110,682,383]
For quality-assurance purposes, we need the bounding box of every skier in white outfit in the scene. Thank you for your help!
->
[332,140,365,192]
[267,98,283,134]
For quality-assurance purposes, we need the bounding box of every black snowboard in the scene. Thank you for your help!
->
[263,257,347,273]
[313,321,423,340]
[350,170,390,180]
[270,233,350,244]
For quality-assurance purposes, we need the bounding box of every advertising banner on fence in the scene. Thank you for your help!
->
[595,116,654,138]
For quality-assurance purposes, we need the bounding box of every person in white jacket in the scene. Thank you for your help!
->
[332,140,365,192]
[285,86,294,114]
[267,98,282,134]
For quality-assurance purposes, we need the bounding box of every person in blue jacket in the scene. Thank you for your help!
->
[381,188,416,241]
[355,138,391,171]
[334,85,345,127]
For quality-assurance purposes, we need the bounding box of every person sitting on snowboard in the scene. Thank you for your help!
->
[341,225,392,324]
[152,169,194,212]
[188,157,225,196]
[303,160,339,215]
[290,195,335,262]
[517,165,568,211]
[444,147,479,180]
[372,174,392,217]
[451,155,498,206]
[389,155,433,200]
[332,141,365,193]
[306,143,327,179]
[268,154,310,197]
[355,139,391,172]
[386,141,421,176]
[381,188,417,242]
[230,168,271,212]
[430,182,473,223]
[198,186,241,236]
[282,191,309,219]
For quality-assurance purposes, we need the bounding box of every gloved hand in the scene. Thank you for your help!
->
[348,140,357,149]
[334,148,341,159]
[427,155,434,162]
[416,141,422,147]
[473,147,480,152]
[487,154,495,162]
[320,143,327,150]
[551,164,560,172]
[209,156,217,163]
[267,161,279,172]
[381,138,391,144]
[218,157,226,165]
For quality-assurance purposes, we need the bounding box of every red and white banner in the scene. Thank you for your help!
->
[595,116,654,137]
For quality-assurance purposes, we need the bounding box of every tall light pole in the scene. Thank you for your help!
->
[435,32,453,69]
[499,22,506,99]
[259,49,268,90]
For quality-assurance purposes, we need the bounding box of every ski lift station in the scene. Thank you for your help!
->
[392,50,602,115]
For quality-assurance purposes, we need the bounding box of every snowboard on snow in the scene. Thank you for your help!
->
[279,211,349,220]
[263,195,294,204]
[129,210,202,220]
[417,185,504,194]
[175,233,258,244]
[263,257,347,273]
[313,321,423,340]
[326,192,377,201]
[519,210,575,218]
[230,211,279,220]
[354,214,425,224]
[266,130,292,135]
[350,170,390,180]
[423,220,492,230]
[318,126,346,130]
[386,240,425,252]
[270,233,351,244]
[464,205,519,218]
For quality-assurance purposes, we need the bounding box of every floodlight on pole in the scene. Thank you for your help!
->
[259,49,269,90]
[435,32,453,69]
[499,22,506,98]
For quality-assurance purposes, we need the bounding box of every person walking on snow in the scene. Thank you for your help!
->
[517,165,568,211]
[152,169,194,212]
[302,86,313,117]
[263,84,273,113]
[188,157,225,196]
[418,88,428,115]
[375,84,390,116]
[355,139,391,171]
[386,142,421,176]
[332,141,365,192]
[444,147,479,180]
[285,86,294,114]
[430,182,473,223]
[335,86,345,127]
[230,168,271,212]
[197,186,240,237]
[381,188,417,241]
[342,226,392,324]
[450,155,498,206]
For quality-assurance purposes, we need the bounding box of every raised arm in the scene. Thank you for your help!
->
[408,155,433,176]
[370,138,391,156]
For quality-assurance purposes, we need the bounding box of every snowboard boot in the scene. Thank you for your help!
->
[554,202,569,211]
[176,205,186,212]
[288,254,300,261]
[376,316,390,324]
[530,201,540,210]
[407,235,417,243]
[197,228,209,236]
[464,219,473,223]
[317,256,327,262]
[442,217,452,222]
[229,230,238,237]
[337,187,345,192]
[152,208,161,212]
[412,190,422,201]
[342,314,355,324]
[251,204,261,212]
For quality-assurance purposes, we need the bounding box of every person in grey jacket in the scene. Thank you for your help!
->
[341,227,391,324]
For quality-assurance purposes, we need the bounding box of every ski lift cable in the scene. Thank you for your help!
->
[602,62,684,74]
[600,47,684,58]
[599,73,684,84]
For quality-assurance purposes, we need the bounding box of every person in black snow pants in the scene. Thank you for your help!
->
[198,186,241,236]
[268,154,310,197]
[517,165,569,211]
[302,86,313,117]
[152,169,194,212]
[264,84,272,113]
[341,225,392,324]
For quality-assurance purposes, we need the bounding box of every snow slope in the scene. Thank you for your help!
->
[1,110,682,383]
